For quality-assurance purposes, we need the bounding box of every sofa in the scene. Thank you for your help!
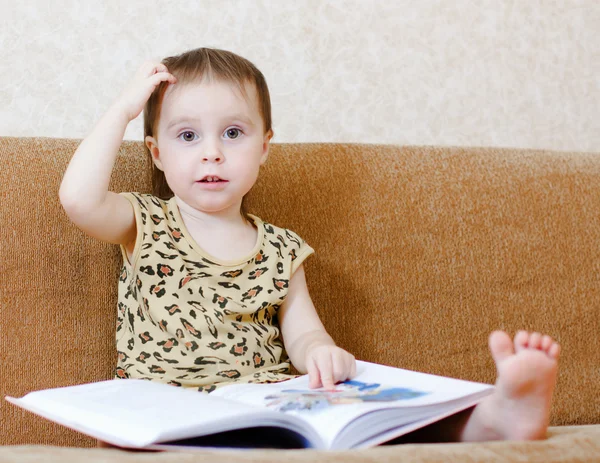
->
[1,137,599,462]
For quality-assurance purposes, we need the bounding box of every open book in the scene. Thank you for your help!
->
[6,361,493,450]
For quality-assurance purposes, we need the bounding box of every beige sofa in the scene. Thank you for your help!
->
[1,137,599,462]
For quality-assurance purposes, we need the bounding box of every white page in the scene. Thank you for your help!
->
[350,397,486,449]
[6,379,311,448]
[213,361,494,448]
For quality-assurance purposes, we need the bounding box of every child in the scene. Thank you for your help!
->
[59,47,356,393]
[59,47,560,443]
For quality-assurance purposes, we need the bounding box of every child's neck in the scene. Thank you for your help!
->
[175,195,246,227]
[174,196,258,262]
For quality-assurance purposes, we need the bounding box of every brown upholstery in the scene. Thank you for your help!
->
[1,137,599,460]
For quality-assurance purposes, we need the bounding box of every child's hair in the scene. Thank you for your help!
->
[143,47,273,218]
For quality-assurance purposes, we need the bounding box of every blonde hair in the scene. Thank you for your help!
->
[143,47,273,218]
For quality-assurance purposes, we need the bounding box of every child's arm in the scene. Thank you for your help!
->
[59,62,176,246]
[279,264,357,390]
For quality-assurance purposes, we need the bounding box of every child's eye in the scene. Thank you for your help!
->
[224,128,242,139]
[179,131,197,142]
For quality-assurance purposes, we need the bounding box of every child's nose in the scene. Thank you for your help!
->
[201,145,223,163]
[202,152,223,163]
[200,137,224,163]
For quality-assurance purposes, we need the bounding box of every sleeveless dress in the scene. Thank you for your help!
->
[115,193,314,392]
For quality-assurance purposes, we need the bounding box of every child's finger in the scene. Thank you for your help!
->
[316,353,335,390]
[149,72,177,87]
[154,63,169,74]
[137,60,161,77]
[306,356,321,389]
[349,355,357,378]
[331,350,347,383]
[152,64,176,83]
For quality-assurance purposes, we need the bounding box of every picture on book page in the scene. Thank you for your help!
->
[263,380,430,413]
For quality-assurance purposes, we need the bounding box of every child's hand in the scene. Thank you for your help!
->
[113,61,177,122]
[305,345,357,390]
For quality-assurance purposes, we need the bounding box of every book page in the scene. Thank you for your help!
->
[213,360,494,448]
[6,379,310,448]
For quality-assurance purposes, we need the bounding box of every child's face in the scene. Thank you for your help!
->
[145,78,272,215]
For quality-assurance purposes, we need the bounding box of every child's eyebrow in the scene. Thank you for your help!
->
[166,114,255,130]
[166,117,201,130]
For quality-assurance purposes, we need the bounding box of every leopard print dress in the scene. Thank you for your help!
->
[115,193,314,392]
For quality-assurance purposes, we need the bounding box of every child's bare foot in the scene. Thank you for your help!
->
[461,330,560,441]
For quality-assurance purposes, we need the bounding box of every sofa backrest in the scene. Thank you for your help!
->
[1,137,598,446]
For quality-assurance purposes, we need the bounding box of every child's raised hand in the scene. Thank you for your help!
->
[113,61,177,122]
[306,345,357,390]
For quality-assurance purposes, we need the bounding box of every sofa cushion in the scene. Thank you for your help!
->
[0,426,599,462]
[1,137,599,447]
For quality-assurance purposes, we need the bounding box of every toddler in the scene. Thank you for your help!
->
[59,47,356,393]
[59,47,560,443]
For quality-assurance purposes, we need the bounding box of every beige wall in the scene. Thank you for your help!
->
[1,0,598,152]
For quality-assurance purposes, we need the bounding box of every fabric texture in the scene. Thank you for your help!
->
[1,137,599,459]
[115,192,313,391]
[1,426,599,462]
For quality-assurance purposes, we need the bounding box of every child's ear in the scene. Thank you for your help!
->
[260,129,273,165]
[145,136,164,171]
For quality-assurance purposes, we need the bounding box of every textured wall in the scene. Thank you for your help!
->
[1,0,598,151]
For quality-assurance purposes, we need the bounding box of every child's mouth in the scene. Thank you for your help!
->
[198,175,227,183]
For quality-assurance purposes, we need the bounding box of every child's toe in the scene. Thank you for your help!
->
[549,342,561,359]
[541,335,553,352]
[514,330,529,350]
[529,332,542,349]
[489,331,514,364]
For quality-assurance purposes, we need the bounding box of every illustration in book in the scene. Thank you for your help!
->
[264,380,429,413]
